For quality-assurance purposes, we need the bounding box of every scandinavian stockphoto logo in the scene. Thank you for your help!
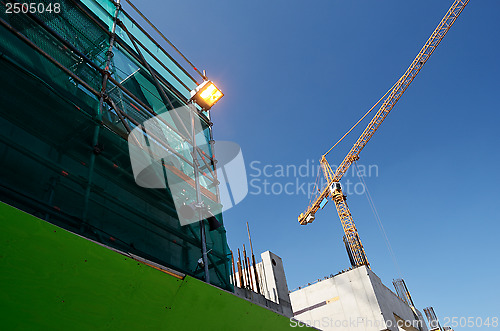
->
[127,104,248,226]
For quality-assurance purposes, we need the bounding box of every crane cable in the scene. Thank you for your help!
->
[308,165,322,206]
[323,78,401,158]
[353,162,403,278]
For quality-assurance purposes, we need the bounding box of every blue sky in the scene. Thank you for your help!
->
[129,0,499,327]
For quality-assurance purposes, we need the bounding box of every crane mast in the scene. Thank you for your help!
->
[298,0,469,268]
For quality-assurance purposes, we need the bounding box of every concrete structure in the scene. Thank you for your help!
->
[233,251,293,317]
[290,266,428,331]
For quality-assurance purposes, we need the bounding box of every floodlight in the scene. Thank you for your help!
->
[190,80,223,110]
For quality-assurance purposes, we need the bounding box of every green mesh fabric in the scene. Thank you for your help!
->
[0,0,231,290]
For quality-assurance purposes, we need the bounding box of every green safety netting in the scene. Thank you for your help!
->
[0,0,231,290]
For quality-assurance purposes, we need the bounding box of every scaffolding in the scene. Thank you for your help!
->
[0,0,231,290]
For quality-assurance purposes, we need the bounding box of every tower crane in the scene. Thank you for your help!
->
[298,0,469,268]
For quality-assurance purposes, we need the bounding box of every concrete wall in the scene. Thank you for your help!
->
[290,266,385,330]
[290,266,428,331]
[232,250,293,317]
[368,270,428,331]
[258,251,293,316]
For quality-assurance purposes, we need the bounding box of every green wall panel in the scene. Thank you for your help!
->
[0,202,302,330]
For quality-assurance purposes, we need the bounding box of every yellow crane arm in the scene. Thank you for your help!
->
[298,0,469,226]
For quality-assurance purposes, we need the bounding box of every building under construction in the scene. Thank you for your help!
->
[289,268,428,331]
[0,0,300,329]
[0,0,233,287]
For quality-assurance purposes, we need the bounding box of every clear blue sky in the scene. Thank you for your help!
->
[129,1,499,327]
